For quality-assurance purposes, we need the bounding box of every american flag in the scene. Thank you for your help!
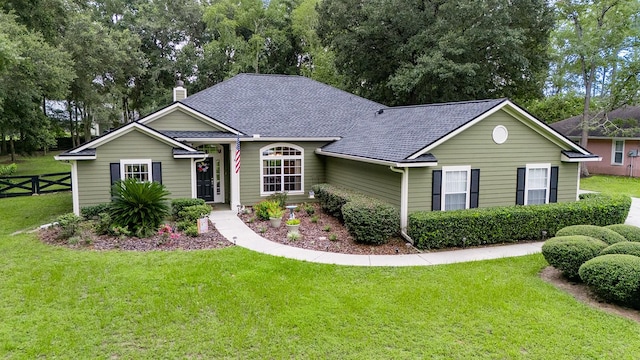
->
[234,135,241,174]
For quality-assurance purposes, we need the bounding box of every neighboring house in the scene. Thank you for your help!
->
[551,106,640,177]
[56,74,599,235]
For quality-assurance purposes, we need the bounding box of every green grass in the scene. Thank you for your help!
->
[1,151,70,175]
[581,175,640,198]
[2,196,640,358]
[0,193,72,233]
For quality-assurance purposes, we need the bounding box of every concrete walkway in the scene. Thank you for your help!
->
[209,210,544,267]
[210,196,640,267]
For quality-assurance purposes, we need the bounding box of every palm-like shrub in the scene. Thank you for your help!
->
[110,178,170,238]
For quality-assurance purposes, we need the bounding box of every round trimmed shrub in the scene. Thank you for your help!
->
[600,242,640,257]
[579,254,640,308]
[541,235,608,279]
[605,224,640,242]
[555,225,627,245]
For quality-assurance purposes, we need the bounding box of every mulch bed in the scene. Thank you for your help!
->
[39,219,234,251]
[238,203,420,255]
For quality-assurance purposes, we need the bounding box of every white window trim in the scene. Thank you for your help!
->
[524,163,550,205]
[120,159,153,182]
[612,139,625,166]
[441,165,471,211]
[259,143,304,196]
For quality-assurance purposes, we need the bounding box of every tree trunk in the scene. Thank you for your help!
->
[9,136,15,162]
[1,130,6,155]
[68,100,76,148]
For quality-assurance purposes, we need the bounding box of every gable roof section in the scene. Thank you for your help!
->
[319,99,593,164]
[180,74,384,138]
[138,102,242,134]
[550,105,640,138]
[55,122,204,160]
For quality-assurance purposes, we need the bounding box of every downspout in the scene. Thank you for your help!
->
[389,166,414,244]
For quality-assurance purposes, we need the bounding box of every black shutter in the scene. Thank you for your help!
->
[549,166,559,203]
[516,167,526,205]
[110,163,120,185]
[470,169,480,208]
[432,170,442,211]
[152,162,162,184]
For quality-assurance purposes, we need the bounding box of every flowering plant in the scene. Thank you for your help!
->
[158,224,180,240]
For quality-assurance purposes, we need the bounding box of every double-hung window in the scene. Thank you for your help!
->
[524,164,550,205]
[612,140,624,165]
[120,159,152,182]
[442,166,471,210]
[260,144,303,195]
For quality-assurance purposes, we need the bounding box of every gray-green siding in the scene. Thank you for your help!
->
[148,108,228,132]
[325,157,401,208]
[407,109,579,212]
[76,129,193,208]
[239,141,328,205]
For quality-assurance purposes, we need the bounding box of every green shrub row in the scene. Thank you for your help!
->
[541,235,608,279]
[408,194,631,249]
[311,184,399,244]
[171,198,206,217]
[80,203,112,219]
[555,225,627,245]
[605,224,640,242]
[177,204,212,223]
[579,254,640,309]
[601,242,640,257]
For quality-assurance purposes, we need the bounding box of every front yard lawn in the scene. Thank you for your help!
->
[2,195,640,358]
[581,175,640,198]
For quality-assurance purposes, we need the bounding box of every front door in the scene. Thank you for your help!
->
[195,145,226,203]
[196,158,214,202]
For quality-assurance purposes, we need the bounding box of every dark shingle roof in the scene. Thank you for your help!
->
[321,99,507,162]
[160,131,241,139]
[550,106,640,138]
[180,74,383,138]
[58,148,96,157]
[173,148,206,156]
[561,150,600,159]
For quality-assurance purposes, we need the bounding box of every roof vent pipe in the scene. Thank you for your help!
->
[173,80,187,102]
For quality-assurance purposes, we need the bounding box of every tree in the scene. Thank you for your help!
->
[552,0,640,176]
[0,11,74,159]
[317,0,553,105]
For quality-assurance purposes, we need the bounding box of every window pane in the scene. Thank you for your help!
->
[445,193,466,210]
[615,141,624,151]
[527,189,546,204]
[124,163,149,182]
[615,152,623,164]
[445,171,467,193]
[527,168,547,189]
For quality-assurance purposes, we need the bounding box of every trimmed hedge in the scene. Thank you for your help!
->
[177,204,212,223]
[541,235,608,279]
[408,194,631,250]
[342,197,400,245]
[600,242,640,257]
[312,183,400,245]
[605,224,640,242]
[80,203,111,219]
[579,254,640,309]
[556,225,627,245]
[171,198,206,217]
[311,184,356,220]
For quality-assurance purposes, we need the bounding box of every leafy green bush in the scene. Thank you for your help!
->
[304,204,315,215]
[342,197,400,245]
[556,225,627,245]
[541,235,608,279]
[55,213,82,239]
[254,200,280,220]
[311,183,355,219]
[110,178,171,238]
[176,204,211,223]
[80,203,112,220]
[579,254,640,308]
[0,163,17,176]
[171,198,206,217]
[409,194,631,249]
[176,220,193,231]
[600,242,640,257]
[184,225,199,237]
[94,212,113,235]
[605,224,640,242]
[267,192,288,209]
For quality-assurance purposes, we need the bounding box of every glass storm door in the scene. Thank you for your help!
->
[211,150,225,203]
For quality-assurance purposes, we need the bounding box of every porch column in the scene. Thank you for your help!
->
[230,142,241,212]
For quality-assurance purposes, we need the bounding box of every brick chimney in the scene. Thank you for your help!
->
[173,80,187,102]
